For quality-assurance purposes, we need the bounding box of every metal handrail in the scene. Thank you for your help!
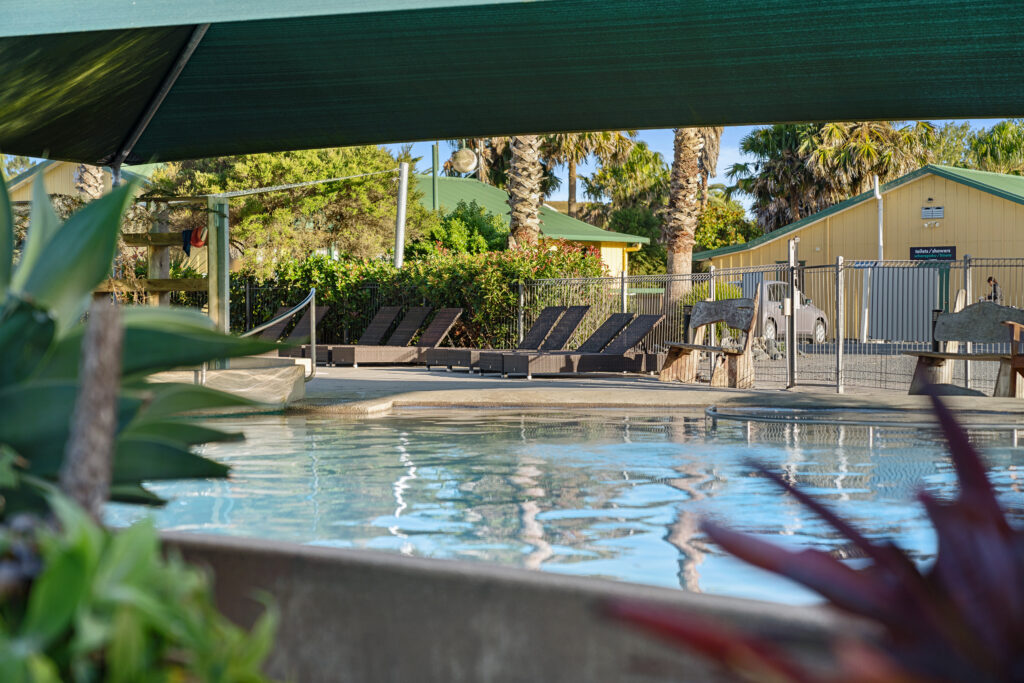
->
[242,287,317,381]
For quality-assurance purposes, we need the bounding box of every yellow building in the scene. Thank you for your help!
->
[695,164,1024,268]
[6,160,152,202]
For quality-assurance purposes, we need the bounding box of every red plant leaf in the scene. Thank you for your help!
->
[604,599,816,683]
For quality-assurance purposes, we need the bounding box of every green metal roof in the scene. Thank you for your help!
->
[415,175,648,245]
[3,1,1024,164]
[694,165,1024,260]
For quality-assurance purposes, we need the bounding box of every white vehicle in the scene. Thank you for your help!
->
[759,281,829,344]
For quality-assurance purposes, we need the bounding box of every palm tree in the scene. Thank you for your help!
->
[507,135,544,247]
[664,126,722,294]
[74,164,105,200]
[543,131,635,217]
[582,141,671,213]
[968,120,1024,175]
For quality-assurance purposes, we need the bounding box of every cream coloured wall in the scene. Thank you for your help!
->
[8,162,114,202]
[598,241,628,277]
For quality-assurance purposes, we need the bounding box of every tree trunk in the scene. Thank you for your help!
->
[507,135,543,248]
[567,158,577,218]
[665,127,723,304]
[74,164,105,201]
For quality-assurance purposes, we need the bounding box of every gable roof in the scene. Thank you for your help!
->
[414,175,648,245]
[694,164,1024,260]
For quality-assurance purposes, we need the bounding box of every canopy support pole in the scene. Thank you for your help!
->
[109,23,210,168]
[207,197,231,335]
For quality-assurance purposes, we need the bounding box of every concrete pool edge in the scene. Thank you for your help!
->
[166,531,869,682]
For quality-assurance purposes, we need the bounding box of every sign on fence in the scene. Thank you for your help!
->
[910,246,956,260]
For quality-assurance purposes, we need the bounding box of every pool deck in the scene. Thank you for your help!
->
[292,366,1024,419]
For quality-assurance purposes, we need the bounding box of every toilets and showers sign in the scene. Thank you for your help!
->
[910,246,956,261]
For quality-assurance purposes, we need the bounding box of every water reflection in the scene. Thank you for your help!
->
[105,409,1024,604]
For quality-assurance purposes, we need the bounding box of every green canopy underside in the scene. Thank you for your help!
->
[3,0,1024,164]
[415,175,649,244]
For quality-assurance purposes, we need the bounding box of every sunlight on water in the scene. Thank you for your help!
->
[105,409,1024,605]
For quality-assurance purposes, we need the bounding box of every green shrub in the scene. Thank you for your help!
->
[405,200,508,259]
[232,242,605,348]
[0,496,275,682]
[606,206,666,275]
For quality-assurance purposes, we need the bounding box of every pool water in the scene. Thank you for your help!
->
[106,409,1024,605]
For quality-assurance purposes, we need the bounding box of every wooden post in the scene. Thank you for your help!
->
[207,197,230,333]
[147,202,170,305]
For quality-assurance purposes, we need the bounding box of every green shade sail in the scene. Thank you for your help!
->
[3,1,1024,164]
[415,175,649,244]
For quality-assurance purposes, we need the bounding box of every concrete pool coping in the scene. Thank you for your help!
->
[290,366,1024,419]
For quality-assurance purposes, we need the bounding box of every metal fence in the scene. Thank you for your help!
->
[521,253,1024,393]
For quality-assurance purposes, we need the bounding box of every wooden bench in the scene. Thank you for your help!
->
[659,292,759,388]
[904,301,1024,397]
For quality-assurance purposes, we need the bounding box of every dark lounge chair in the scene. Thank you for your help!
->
[474,306,591,376]
[277,305,331,361]
[331,307,462,366]
[501,313,663,378]
[323,305,403,364]
[477,312,633,378]
[256,306,292,340]
[424,306,574,372]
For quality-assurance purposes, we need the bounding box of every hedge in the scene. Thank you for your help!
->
[229,242,606,348]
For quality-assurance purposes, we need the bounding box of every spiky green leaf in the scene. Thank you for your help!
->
[112,436,229,483]
[11,167,61,292]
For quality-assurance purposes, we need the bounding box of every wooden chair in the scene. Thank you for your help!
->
[1002,320,1024,397]
[659,292,760,388]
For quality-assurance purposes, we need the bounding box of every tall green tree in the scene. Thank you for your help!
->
[582,141,670,213]
[1,154,34,178]
[968,119,1024,174]
[665,126,722,293]
[150,146,434,266]
[507,135,544,247]
[542,131,634,218]
[445,137,561,195]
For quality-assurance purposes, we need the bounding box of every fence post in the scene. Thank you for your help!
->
[244,278,252,332]
[787,238,798,388]
[836,256,844,394]
[517,282,525,346]
[963,254,972,388]
[620,271,627,313]
[708,266,716,348]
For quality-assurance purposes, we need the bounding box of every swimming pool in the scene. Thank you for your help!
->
[106,408,1024,605]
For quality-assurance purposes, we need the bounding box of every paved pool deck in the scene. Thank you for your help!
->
[291,366,1024,420]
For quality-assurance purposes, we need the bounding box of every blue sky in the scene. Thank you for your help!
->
[388,119,1005,213]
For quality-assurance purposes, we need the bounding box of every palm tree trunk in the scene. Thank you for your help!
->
[507,135,543,248]
[665,127,723,303]
[74,164,105,201]
[567,158,577,218]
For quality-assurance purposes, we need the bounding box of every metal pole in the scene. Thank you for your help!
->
[394,161,409,268]
[245,278,252,331]
[836,256,844,394]
[206,197,230,336]
[517,282,525,345]
[874,175,884,261]
[620,271,627,313]
[708,266,716,348]
[308,288,317,380]
[787,238,798,388]
[963,253,972,388]
[431,143,439,212]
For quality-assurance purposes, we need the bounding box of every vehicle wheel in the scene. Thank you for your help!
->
[813,319,827,344]
[764,319,777,341]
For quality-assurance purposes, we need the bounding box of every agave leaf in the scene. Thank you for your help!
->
[10,167,62,292]
[0,381,142,477]
[108,483,166,506]
[137,382,257,419]
[121,419,244,447]
[112,436,229,483]
[38,322,278,381]
[605,599,815,683]
[0,298,55,387]
[701,520,891,619]
[18,183,136,335]
[0,161,12,299]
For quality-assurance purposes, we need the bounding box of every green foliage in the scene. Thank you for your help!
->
[0,176,276,516]
[406,200,508,258]
[606,207,665,275]
[0,496,275,682]
[679,281,743,307]
[582,141,670,210]
[0,156,35,179]
[694,200,761,252]
[235,243,605,348]
[150,146,437,270]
